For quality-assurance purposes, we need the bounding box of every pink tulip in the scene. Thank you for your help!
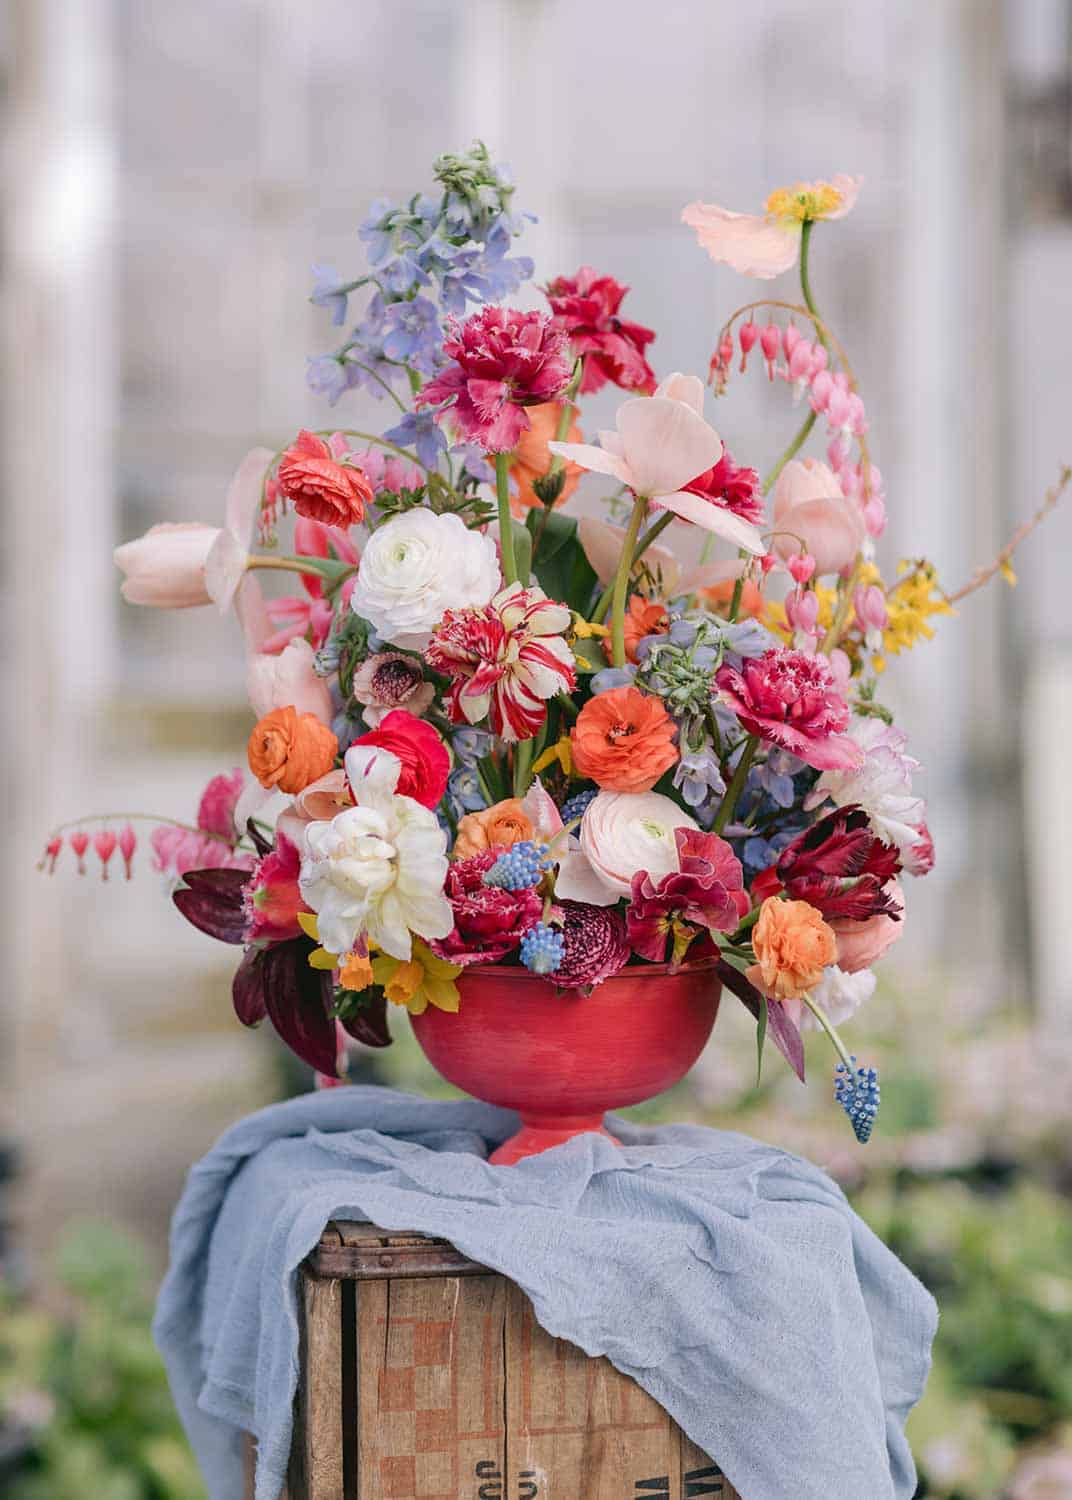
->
[247,637,334,725]
[771,458,866,577]
[114,523,220,607]
[832,880,905,973]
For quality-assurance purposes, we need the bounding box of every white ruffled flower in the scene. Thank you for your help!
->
[556,790,699,905]
[298,745,452,960]
[803,965,877,1029]
[350,509,500,650]
[806,717,925,855]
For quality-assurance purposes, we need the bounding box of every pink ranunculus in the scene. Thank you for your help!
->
[244,832,309,944]
[830,880,904,973]
[430,849,543,966]
[544,266,657,396]
[770,459,866,577]
[628,828,750,964]
[714,648,864,772]
[681,174,862,280]
[246,637,334,725]
[553,901,631,990]
[416,306,573,453]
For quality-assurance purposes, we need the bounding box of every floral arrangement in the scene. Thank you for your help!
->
[44,145,1067,1144]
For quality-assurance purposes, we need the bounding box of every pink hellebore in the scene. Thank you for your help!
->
[715,648,865,772]
[682,174,862,280]
[114,448,274,612]
[549,373,764,555]
[770,459,865,577]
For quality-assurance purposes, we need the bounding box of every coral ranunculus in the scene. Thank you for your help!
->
[277,430,374,528]
[571,686,678,793]
[247,705,338,795]
[750,896,838,1000]
[545,266,657,395]
[602,595,670,665]
[416,306,573,452]
[453,799,534,861]
[509,401,582,512]
[715,648,864,772]
[350,710,450,811]
[430,849,542,966]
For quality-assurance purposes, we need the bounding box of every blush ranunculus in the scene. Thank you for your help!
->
[571,686,678,793]
[830,880,905,973]
[770,459,865,577]
[750,896,838,1000]
[430,849,543,966]
[714,648,864,772]
[276,430,374,528]
[349,710,450,811]
[247,705,338,795]
[453,799,534,860]
[576,789,699,900]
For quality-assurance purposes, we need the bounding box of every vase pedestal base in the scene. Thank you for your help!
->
[490,1113,621,1166]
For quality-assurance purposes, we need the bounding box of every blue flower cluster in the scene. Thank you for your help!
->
[483,841,549,891]
[834,1058,881,1143]
[519,922,565,975]
[559,788,598,826]
[306,143,535,448]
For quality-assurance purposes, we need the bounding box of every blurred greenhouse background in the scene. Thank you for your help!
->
[2,0,1072,1496]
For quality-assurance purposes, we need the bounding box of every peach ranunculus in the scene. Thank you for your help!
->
[682,175,862,280]
[277,431,374,529]
[274,768,352,850]
[750,896,837,1000]
[453,798,534,860]
[830,880,905,974]
[247,705,338,795]
[602,594,670,665]
[571,686,678,794]
[509,401,582,513]
[770,459,866,577]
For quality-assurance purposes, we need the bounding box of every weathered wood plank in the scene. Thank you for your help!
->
[680,1432,742,1500]
[312,1221,488,1280]
[296,1272,345,1500]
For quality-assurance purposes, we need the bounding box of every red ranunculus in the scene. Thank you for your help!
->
[430,850,543,966]
[545,266,656,395]
[349,710,450,811]
[628,829,749,965]
[277,430,374,528]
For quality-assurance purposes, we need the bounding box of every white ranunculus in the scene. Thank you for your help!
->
[298,746,452,960]
[556,790,700,903]
[350,509,501,650]
[803,965,877,1029]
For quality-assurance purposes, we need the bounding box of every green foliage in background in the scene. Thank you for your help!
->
[0,1221,205,1500]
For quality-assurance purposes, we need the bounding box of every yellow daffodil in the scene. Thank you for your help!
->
[371,940,462,1017]
[297,911,375,991]
[532,736,572,777]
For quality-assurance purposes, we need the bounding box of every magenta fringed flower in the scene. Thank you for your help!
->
[545,266,656,396]
[627,829,749,965]
[553,901,631,991]
[715,648,865,772]
[427,582,577,743]
[683,450,765,528]
[416,307,573,452]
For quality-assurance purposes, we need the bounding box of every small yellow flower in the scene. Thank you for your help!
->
[532,736,573,777]
[1000,559,1017,588]
[571,614,610,640]
[339,951,374,991]
[371,940,462,1017]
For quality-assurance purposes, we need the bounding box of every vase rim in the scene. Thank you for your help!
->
[461,954,723,981]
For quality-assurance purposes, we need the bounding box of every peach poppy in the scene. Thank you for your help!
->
[749,896,837,1000]
[509,401,582,513]
[247,705,338,796]
[453,798,535,860]
[570,686,678,794]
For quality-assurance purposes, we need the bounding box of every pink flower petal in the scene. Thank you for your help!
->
[614,396,723,498]
[681,203,802,279]
[652,372,705,415]
[825,174,863,220]
[652,491,766,554]
[547,439,632,485]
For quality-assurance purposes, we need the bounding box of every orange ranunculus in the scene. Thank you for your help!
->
[750,896,837,1000]
[509,401,582,514]
[247,705,338,795]
[570,686,678,794]
[602,594,670,665]
[453,798,534,860]
[699,577,766,620]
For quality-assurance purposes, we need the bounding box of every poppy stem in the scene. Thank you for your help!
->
[609,494,648,667]
[495,452,518,585]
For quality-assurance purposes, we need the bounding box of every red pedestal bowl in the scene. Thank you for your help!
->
[409,958,722,1165]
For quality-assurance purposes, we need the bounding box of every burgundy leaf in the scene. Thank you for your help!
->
[717,959,806,1083]
[341,992,393,1049]
[181,867,253,897]
[232,947,267,1026]
[260,937,338,1074]
[173,879,250,944]
[246,818,272,858]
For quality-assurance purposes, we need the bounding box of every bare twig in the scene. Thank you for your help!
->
[945,465,1070,604]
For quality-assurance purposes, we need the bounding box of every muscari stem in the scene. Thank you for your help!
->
[801,992,854,1073]
[495,451,518,585]
[609,494,648,667]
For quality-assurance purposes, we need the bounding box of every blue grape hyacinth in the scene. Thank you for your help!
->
[559,789,597,826]
[519,922,565,975]
[835,1058,881,1144]
[482,840,548,890]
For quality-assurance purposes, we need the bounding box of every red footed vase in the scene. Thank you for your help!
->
[409,958,722,1165]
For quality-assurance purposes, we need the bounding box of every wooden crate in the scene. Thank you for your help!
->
[246,1221,739,1500]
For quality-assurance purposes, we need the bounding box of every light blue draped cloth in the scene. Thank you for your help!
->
[153,1087,936,1500]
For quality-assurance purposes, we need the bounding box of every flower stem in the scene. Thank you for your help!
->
[801,992,854,1072]
[512,735,534,797]
[761,219,825,495]
[45,812,232,844]
[548,359,585,475]
[609,494,648,667]
[712,736,758,835]
[245,554,354,583]
[495,452,518,585]
[592,508,672,622]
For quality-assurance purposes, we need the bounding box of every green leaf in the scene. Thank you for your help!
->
[525,509,597,612]
[511,518,533,586]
